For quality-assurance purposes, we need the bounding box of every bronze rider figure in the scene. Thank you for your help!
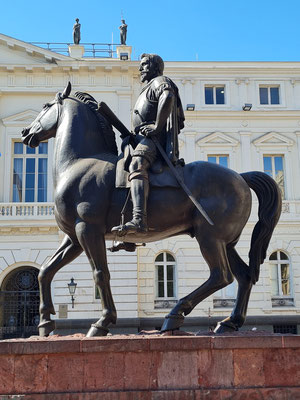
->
[112,53,185,234]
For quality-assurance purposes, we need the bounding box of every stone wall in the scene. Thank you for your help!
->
[0,334,299,399]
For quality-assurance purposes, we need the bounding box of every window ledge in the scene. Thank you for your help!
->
[202,105,230,109]
[213,299,236,308]
[154,299,177,309]
[271,297,294,307]
[256,105,285,109]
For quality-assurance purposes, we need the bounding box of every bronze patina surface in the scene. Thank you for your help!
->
[21,56,281,338]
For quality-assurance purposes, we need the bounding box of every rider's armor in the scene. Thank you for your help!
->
[113,75,184,234]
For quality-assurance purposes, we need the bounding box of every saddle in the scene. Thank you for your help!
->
[115,152,184,189]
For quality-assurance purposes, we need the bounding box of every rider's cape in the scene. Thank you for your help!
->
[163,77,185,164]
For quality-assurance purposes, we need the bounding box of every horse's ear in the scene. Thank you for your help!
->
[62,82,71,99]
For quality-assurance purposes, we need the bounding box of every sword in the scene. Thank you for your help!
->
[150,135,214,226]
[133,109,213,226]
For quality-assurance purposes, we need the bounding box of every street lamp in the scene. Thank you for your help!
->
[67,277,77,308]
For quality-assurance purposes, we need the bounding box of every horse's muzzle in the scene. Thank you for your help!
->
[21,127,39,148]
[21,127,31,144]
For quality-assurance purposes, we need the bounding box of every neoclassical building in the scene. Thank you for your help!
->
[0,33,299,337]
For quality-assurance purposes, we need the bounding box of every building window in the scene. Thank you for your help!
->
[269,251,290,296]
[213,281,236,308]
[259,86,280,105]
[207,154,229,168]
[12,141,48,202]
[269,251,293,307]
[205,86,225,104]
[155,252,176,299]
[0,266,39,339]
[263,155,285,198]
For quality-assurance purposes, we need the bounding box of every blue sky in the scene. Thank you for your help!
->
[1,0,300,62]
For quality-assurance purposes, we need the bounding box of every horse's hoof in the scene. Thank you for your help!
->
[214,321,238,334]
[160,314,184,332]
[86,324,109,337]
[38,320,56,337]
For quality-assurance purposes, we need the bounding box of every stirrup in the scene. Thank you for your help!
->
[123,218,148,233]
[111,217,148,235]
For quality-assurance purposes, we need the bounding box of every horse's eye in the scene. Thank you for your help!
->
[43,103,50,109]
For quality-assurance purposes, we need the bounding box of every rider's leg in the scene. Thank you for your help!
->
[123,156,150,233]
[111,136,155,234]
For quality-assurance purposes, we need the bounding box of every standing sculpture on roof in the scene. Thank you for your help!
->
[73,18,81,45]
[119,19,128,45]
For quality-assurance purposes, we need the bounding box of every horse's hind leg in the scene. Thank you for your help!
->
[161,237,234,332]
[39,235,83,336]
[75,221,116,337]
[214,247,253,333]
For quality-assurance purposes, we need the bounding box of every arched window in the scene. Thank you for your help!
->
[269,251,293,306]
[0,267,40,339]
[155,252,177,299]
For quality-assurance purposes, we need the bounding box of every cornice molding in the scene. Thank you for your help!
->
[0,226,59,235]
[0,33,67,62]
[184,110,300,120]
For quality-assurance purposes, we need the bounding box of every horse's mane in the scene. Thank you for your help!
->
[74,91,118,155]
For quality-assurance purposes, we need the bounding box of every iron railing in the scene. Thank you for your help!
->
[30,42,118,58]
[0,291,39,339]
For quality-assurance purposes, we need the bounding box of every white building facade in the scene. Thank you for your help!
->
[0,33,299,337]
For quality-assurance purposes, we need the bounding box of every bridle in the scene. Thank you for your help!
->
[31,94,62,133]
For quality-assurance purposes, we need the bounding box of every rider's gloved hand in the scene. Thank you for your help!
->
[139,124,158,137]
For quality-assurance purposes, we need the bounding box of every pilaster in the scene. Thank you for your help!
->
[239,131,252,172]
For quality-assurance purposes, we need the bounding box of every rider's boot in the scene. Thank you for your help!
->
[125,176,149,233]
[112,175,149,234]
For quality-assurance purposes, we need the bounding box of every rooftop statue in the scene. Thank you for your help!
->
[21,55,281,338]
[73,18,81,45]
[119,19,127,45]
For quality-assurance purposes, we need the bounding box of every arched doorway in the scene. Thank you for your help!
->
[0,266,39,339]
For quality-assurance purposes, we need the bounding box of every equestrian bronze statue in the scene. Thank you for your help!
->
[21,58,281,337]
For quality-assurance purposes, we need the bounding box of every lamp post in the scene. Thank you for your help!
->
[68,277,77,308]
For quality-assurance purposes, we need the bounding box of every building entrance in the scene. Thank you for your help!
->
[0,267,39,339]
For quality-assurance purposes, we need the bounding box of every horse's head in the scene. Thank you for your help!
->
[21,82,72,148]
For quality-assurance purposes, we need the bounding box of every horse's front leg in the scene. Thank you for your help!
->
[75,221,116,337]
[38,235,83,336]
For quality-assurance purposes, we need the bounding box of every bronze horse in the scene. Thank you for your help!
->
[21,82,281,337]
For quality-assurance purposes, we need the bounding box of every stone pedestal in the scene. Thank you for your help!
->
[68,45,85,59]
[116,45,132,60]
[0,333,299,398]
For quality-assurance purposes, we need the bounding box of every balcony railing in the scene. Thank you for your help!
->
[0,203,55,219]
[30,42,117,58]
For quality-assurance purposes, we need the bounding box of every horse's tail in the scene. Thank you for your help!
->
[240,171,282,284]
